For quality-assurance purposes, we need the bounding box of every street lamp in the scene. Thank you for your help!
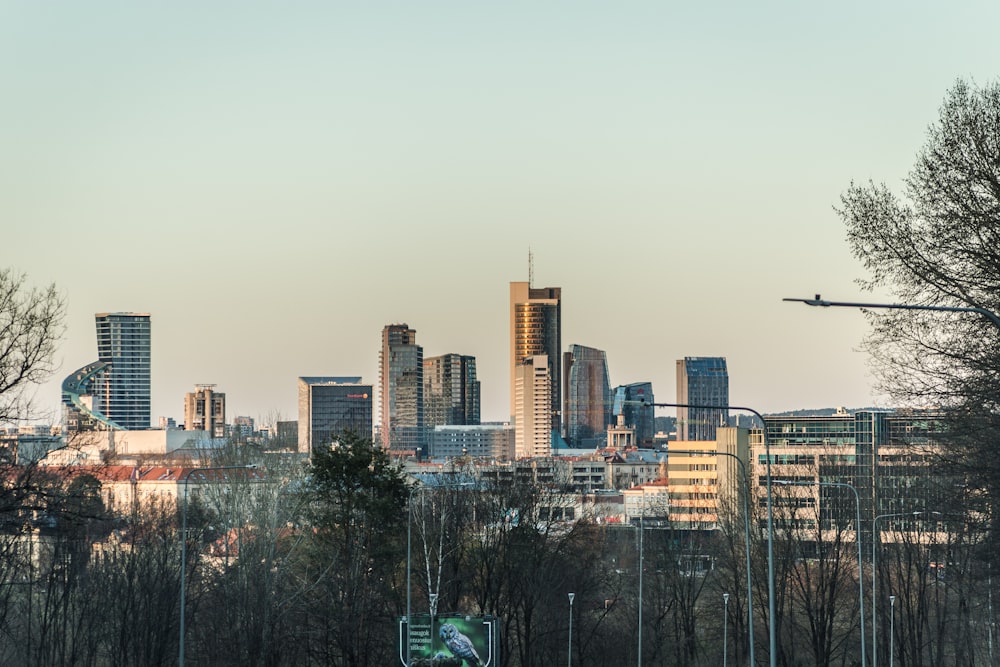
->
[723,592,731,667]
[640,400,771,667]
[179,464,257,667]
[889,595,896,667]
[638,492,644,667]
[784,295,1000,664]
[782,295,1000,330]
[670,449,755,667]
[872,511,938,667]
[406,481,472,667]
[775,480,866,667]
[567,592,575,667]
[632,488,670,666]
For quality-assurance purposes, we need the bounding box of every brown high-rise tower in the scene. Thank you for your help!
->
[509,282,561,434]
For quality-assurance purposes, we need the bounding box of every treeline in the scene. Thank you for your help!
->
[0,433,992,666]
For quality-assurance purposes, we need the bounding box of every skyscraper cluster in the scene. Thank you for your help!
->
[58,270,731,461]
[507,278,730,454]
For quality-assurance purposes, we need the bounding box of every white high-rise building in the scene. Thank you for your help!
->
[514,355,551,458]
[95,312,151,430]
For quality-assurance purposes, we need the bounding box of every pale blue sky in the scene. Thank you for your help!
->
[4,2,999,425]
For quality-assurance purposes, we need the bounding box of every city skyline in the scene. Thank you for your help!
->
[7,4,999,426]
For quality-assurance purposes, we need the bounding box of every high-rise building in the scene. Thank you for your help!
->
[380,324,424,452]
[676,357,729,441]
[612,382,656,447]
[514,355,552,458]
[297,377,373,454]
[510,281,561,433]
[95,313,151,431]
[563,344,612,447]
[184,384,226,437]
[424,353,480,427]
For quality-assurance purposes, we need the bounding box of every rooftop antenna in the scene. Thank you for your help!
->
[528,247,534,288]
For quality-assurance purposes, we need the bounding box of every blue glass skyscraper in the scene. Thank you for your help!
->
[676,357,728,441]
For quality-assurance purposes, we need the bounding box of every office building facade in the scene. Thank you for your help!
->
[676,357,729,441]
[510,282,561,433]
[95,313,151,430]
[380,324,424,452]
[563,344,612,447]
[428,423,513,460]
[753,408,946,540]
[424,353,481,427]
[297,377,373,454]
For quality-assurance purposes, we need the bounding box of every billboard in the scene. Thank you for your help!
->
[398,614,498,666]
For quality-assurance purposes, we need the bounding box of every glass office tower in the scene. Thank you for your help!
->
[676,357,729,441]
[95,312,151,430]
[563,344,611,447]
[380,324,424,451]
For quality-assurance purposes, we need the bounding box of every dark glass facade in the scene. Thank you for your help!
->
[612,382,656,447]
[563,345,611,447]
[380,325,424,451]
[676,357,729,441]
[424,354,480,427]
[297,377,373,454]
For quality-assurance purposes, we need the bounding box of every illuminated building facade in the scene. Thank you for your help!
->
[510,281,561,432]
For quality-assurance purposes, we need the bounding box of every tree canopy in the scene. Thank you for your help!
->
[0,269,64,426]
[837,78,1000,511]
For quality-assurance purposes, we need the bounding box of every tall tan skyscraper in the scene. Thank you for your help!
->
[509,281,561,433]
[514,355,552,458]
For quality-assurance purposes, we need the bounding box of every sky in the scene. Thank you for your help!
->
[4,2,1000,427]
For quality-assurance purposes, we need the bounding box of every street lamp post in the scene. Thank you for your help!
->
[406,481,472,667]
[783,295,1000,330]
[179,464,256,667]
[638,493,644,667]
[670,449,755,666]
[784,295,1000,667]
[641,401,770,667]
[872,511,937,667]
[567,592,575,667]
[776,480,866,667]
[723,592,730,667]
[889,595,896,667]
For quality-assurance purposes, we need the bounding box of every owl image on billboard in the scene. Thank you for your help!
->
[399,614,498,666]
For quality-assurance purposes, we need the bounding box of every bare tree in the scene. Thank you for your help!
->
[837,79,1000,526]
[0,269,65,426]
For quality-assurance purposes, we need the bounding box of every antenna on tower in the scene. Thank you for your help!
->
[528,247,534,288]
